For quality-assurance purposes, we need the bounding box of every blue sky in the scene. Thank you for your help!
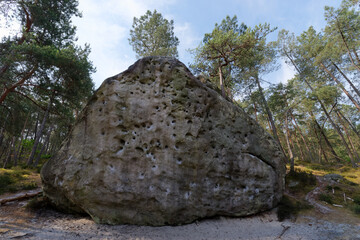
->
[1,0,343,89]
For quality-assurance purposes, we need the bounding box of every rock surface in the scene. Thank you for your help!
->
[41,56,286,226]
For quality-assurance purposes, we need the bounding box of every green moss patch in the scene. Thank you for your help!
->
[0,167,39,195]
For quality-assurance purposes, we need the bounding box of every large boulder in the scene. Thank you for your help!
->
[41,56,286,226]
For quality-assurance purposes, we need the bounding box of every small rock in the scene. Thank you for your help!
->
[323,174,343,182]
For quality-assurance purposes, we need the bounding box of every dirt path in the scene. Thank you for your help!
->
[1,178,360,239]
[305,176,333,214]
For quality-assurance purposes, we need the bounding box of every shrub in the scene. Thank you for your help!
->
[21,182,37,190]
[353,195,360,205]
[352,205,360,215]
[319,193,333,204]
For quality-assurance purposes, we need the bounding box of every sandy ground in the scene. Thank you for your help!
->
[0,193,360,240]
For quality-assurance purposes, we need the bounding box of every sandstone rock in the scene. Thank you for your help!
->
[41,56,286,226]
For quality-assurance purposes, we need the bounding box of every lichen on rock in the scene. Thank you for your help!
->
[41,56,286,226]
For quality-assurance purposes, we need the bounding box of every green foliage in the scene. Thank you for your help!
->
[353,195,360,205]
[319,193,333,204]
[352,205,360,214]
[190,15,247,94]
[287,170,317,187]
[21,182,37,190]
[0,0,95,167]
[129,10,179,58]
[0,173,14,190]
[0,168,34,194]
[191,15,277,100]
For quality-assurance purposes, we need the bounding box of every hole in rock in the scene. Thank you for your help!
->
[176,158,182,164]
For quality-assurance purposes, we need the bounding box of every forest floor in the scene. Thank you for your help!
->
[0,165,360,240]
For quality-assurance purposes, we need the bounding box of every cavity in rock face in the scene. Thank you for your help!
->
[41,56,286,226]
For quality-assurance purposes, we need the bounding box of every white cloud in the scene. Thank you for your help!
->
[280,59,296,83]
[174,22,202,64]
[74,0,178,88]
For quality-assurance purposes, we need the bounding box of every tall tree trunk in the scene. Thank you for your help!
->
[293,129,305,162]
[337,110,360,140]
[33,125,53,167]
[312,123,329,163]
[320,62,360,112]
[255,74,287,159]
[353,48,360,66]
[253,101,258,122]
[218,66,226,97]
[332,62,360,99]
[3,137,15,168]
[312,116,343,162]
[33,112,41,142]
[27,98,52,166]
[336,110,360,163]
[336,22,360,72]
[13,113,30,166]
[285,113,294,172]
[0,66,37,104]
[290,113,315,162]
[319,104,356,166]
[17,127,30,165]
[0,113,9,148]
[286,53,357,166]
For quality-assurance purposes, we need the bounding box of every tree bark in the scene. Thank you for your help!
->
[336,110,360,163]
[337,110,360,140]
[27,98,52,166]
[218,66,226,97]
[335,21,360,72]
[33,125,53,167]
[13,113,30,166]
[332,62,360,99]
[293,129,305,162]
[253,101,259,122]
[312,116,344,162]
[312,123,329,163]
[3,137,15,168]
[285,112,294,172]
[320,62,360,112]
[0,113,9,148]
[285,53,356,166]
[290,113,315,162]
[255,73,287,159]
[0,66,37,104]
